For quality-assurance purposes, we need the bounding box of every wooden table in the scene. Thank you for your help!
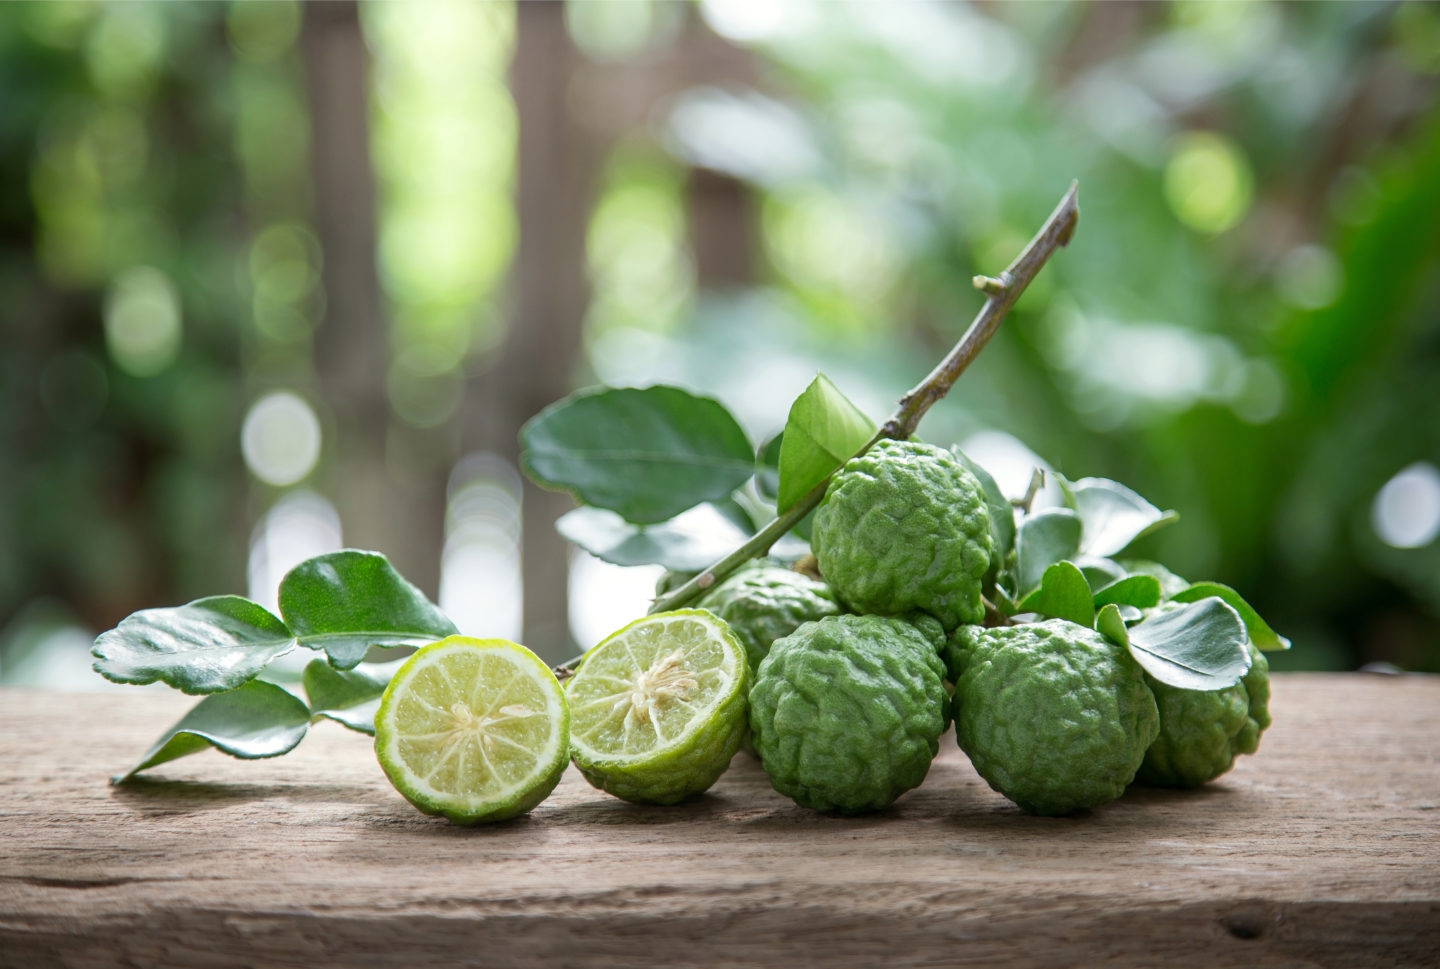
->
[1,674,1436,968]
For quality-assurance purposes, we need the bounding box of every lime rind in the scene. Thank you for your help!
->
[375,637,570,825]
[566,609,748,804]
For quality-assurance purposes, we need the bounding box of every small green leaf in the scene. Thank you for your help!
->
[1062,477,1178,557]
[1013,508,1082,596]
[953,448,1015,561]
[1125,597,1250,691]
[520,385,757,524]
[558,503,753,572]
[113,680,311,783]
[777,374,874,512]
[303,659,395,735]
[1116,558,1191,599]
[1171,582,1291,652]
[279,550,458,670]
[92,596,296,695]
[1076,556,1127,592]
[1095,602,1129,648]
[1094,574,1162,610]
[1017,560,1095,627]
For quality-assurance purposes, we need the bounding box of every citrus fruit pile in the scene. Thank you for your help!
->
[373,438,1284,824]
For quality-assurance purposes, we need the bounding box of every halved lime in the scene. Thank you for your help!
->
[566,609,747,805]
[374,636,569,825]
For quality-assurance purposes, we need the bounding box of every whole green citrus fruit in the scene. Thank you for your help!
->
[697,563,841,676]
[748,614,949,815]
[1136,642,1270,787]
[951,619,1159,816]
[812,440,993,632]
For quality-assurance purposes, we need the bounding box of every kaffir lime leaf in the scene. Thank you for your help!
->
[1137,642,1271,787]
[697,563,841,675]
[374,636,569,825]
[812,440,993,632]
[951,619,1159,816]
[748,614,949,815]
[565,609,747,805]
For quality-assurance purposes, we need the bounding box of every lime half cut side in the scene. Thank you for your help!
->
[566,609,747,805]
[375,636,569,825]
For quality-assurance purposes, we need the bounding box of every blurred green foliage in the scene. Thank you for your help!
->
[2,1,1437,682]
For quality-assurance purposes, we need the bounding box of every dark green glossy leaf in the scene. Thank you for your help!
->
[279,550,458,670]
[1095,602,1129,648]
[520,385,756,524]
[1062,477,1179,557]
[92,596,296,695]
[1017,560,1094,626]
[953,448,1015,561]
[113,680,311,783]
[1171,582,1291,652]
[1125,597,1250,691]
[1014,508,1082,597]
[303,659,396,735]
[558,503,753,572]
[777,374,874,512]
[1094,574,1162,610]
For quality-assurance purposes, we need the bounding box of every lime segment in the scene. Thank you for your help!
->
[375,636,569,825]
[566,609,747,804]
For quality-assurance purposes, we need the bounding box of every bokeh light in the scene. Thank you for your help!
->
[1163,130,1254,234]
[1372,463,1440,550]
[103,266,182,377]
[240,391,322,486]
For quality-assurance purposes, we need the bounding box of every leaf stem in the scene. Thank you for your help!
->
[648,181,1080,616]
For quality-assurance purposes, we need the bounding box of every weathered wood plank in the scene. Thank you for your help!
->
[1,674,1437,968]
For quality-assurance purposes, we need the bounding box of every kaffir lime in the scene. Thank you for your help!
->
[565,609,747,805]
[1136,643,1271,787]
[812,440,993,632]
[374,637,569,825]
[697,563,841,676]
[951,619,1159,816]
[748,614,949,815]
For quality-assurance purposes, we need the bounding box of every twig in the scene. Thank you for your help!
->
[646,181,1080,617]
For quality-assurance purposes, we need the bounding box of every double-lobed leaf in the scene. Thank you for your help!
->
[112,680,312,784]
[557,502,754,572]
[776,374,874,512]
[302,659,395,735]
[1171,581,1291,652]
[93,596,297,695]
[1114,596,1251,691]
[278,550,458,669]
[1062,477,1178,557]
[520,384,757,524]
[1013,508,1082,597]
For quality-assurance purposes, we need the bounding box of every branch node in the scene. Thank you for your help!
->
[972,275,1007,295]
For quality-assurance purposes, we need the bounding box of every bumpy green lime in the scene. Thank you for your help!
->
[812,440,993,631]
[374,636,570,825]
[565,609,747,805]
[1137,643,1270,787]
[749,614,949,815]
[698,563,841,675]
[951,620,1159,816]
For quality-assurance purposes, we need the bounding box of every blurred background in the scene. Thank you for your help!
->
[2,0,1438,687]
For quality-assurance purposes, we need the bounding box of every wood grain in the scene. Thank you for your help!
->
[1,674,1437,968]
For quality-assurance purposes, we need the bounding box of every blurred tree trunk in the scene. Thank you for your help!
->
[302,1,444,596]
[470,1,600,662]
